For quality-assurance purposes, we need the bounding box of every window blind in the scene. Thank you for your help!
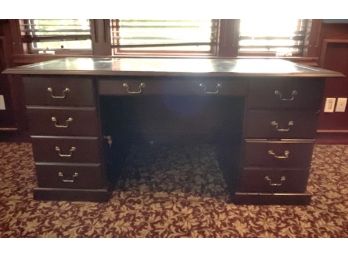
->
[238,19,309,56]
[110,19,218,55]
[20,19,92,53]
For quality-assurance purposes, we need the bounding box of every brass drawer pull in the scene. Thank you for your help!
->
[123,82,146,94]
[199,82,221,95]
[47,87,70,99]
[55,146,76,158]
[51,117,73,128]
[270,120,294,132]
[264,176,286,187]
[58,171,79,183]
[274,90,298,101]
[268,150,290,159]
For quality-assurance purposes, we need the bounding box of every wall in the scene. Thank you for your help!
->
[0,20,17,131]
[315,22,348,143]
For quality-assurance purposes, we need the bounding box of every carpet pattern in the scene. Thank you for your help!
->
[0,142,347,237]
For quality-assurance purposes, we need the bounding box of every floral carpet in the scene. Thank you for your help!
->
[0,142,347,237]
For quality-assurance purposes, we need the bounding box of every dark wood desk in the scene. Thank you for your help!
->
[3,58,343,204]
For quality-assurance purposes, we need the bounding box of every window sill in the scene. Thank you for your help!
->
[11,53,320,67]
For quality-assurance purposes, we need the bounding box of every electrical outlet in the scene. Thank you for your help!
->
[0,95,6,110]
[324,97,336,113]
[335,97,347,112]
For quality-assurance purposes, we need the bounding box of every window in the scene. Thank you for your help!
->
[20,19,92,54]
[110,19,218,55]
[238,19,309,56]
[16,19,313,57]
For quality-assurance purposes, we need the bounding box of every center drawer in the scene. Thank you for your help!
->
[31,136,101,163]
[27,107,99,136]
[98,77,247,96]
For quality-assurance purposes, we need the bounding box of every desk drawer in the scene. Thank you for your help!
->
[27,107,99,136]
[31,136,101,163]
[36,163,105,189]
[245,110,318,139]
[98,77,247,96]
[24,76,95,106]
[238,168,309,193]
[248,78,324,109]
[244,140,314,168]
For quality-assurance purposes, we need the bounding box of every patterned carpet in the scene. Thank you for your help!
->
[0,142,347,237]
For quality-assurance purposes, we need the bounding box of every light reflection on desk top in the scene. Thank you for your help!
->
[3,57,344,77]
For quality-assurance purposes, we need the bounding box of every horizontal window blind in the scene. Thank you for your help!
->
[20,19,92,53]
[110,19,218,55]
[238,19,309,56]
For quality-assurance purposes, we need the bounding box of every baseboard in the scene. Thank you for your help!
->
[0,130,30,142]
[316,130,348,144]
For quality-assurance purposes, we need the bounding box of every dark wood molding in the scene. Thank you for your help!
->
[217,19,239,57]
[319,38,348,67]
[1,20,18,130]
[8,19,23,56]
[90,19,111,56]
[305,19,322,57]
[316,131,348,144]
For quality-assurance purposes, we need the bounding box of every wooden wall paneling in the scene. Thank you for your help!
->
[317,39,348,140]
[8,20,23,57]
[0,20,17,131]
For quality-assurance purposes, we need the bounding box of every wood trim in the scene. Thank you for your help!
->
[316,131,348,144]
[0,130,30,142]
[319,38,348,67]
[304,19,322,57]
[8,20,23,56]
[0,36,9,67]
[91,19,111,56]
[217,19,239,57]
[7,75,27,132]
[318,129,348,133]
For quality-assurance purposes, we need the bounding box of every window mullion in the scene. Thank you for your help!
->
[91,19,111,56]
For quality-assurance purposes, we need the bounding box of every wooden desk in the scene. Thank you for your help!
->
[3,58,343,204]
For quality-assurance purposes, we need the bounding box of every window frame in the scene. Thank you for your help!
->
[19,19,93,55]
[237,19,311,57]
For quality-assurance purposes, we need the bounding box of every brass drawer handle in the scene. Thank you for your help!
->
[199,82,221,95]
[58,171,79,183]
[270,120,294,132]
[47,87,70,99]
[51,117,73,128]
[268,150,290,159]
[264,176,286,187]
[55,146,76,158]
[123,82,146,94]
[274,90,298,101]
